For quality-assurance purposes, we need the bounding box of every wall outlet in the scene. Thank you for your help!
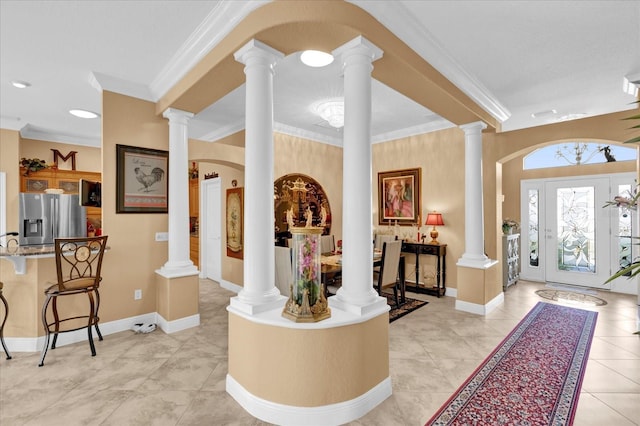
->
[155,232,168,241]
[134,289,142,300]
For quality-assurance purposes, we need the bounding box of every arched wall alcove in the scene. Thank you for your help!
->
[274,173,332,239]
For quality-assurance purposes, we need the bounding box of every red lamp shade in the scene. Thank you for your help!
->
[425,212,444,227]
[425,212,444,244]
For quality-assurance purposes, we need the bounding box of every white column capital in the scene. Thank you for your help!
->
[333,35,383,66]
[234,39,284,68]
[162,108,194,124]
[459,121,488,134]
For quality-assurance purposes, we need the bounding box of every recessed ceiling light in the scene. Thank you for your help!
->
[11,80,31,89]
[300,50,334,67]
[69,109,100,119]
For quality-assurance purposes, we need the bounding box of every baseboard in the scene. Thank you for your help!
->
[445,287,457,298]
[226,374,392,426]
[455,292,504,316]
[157,313,200,334]
[3,311,201,353]
[220,279,242,294]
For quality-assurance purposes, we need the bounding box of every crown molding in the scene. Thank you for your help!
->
[89,72,154,102]
[20,124,100,147]
[149,0,270,101]
[192,118,246,143]
[372,118,456,144]
[349,0,511,123]
[274,122,343,147]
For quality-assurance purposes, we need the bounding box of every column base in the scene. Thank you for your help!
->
[329,290,389,317]
[455,259,502,316]
[230,292,288,315]
[156,261,199,278]
[155,272,200,325]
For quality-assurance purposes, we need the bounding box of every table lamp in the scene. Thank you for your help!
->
[425,211,444,244]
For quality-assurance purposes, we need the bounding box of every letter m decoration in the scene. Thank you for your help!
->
[51,149,78,170]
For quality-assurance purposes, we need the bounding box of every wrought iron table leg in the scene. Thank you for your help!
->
[0,291,11,360]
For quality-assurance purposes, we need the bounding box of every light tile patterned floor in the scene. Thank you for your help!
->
[0,280,638,425]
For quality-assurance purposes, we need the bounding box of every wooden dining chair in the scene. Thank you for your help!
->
[39,235,108,366]
[374,240,403,308]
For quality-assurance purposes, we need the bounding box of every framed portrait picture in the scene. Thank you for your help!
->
[378,168,421,225]
[226,187,244,259]
[116,144,169,213]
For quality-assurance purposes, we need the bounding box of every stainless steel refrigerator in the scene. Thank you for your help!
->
[19,193,87,245]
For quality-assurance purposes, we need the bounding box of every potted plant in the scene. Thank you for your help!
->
[502,218,519,235]
[20,157,49,176]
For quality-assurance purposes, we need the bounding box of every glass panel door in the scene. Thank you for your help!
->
[544,178,611,288]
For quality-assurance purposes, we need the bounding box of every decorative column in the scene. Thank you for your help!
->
[230,39,285,314]
[455,121,501,316]
[158,108,198,277]
[330,36,387,315]
[457,121,492,267]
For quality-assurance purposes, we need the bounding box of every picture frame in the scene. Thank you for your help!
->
[226,187,244,259]
[116,144,169,213]
[378,168,421,225]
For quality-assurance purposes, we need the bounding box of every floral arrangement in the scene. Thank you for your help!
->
[20,157,49,175]
[502,218,519,234]
[295,234,320,306]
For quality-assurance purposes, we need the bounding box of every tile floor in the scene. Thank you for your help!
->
[0,280,638,425]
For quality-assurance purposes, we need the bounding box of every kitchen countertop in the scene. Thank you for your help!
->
[0,243,109,275]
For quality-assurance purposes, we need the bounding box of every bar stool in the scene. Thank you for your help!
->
[39,236,108,366]
[0,281,12,359]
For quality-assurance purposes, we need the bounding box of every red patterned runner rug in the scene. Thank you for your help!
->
[426,302,598,426]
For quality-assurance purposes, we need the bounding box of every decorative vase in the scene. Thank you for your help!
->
[282,226,331,322]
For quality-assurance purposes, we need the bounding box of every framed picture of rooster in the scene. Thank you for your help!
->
[116,144,169,213]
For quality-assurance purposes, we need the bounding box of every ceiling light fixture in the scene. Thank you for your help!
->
[69,109,100,119]
[312,98,344,128]
[623,73,640,97]
[300,50,334,67]
[531,109,557,119]
[11,80,31,89]
[557,113,586,122]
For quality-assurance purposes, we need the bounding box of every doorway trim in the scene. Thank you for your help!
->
[200,177,222,282]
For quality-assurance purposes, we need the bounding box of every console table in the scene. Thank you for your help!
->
[401,242,446,297]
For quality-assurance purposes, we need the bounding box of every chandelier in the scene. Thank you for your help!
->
[555,143,604,165]
[313,98,344,128]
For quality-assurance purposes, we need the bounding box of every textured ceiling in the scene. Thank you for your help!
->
[1,0,638,147]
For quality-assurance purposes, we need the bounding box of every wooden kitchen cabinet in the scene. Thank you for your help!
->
[20,168,102,222]
[189,179,199,217]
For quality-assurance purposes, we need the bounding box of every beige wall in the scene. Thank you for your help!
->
[99,90,170,322]
[484,110,639,261]
[373,127,465,290]
[20,138,101,172]
[0,129,20,232]
[274,133,344,240]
